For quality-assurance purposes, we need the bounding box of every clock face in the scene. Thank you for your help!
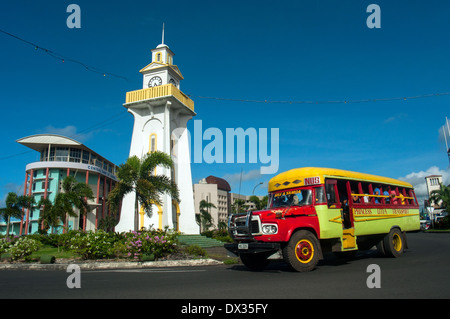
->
[169,78,177,87]
[148,76,162,88]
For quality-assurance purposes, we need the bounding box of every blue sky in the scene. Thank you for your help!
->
[0,0,449,207]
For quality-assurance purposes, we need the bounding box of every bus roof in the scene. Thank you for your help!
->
[268,167,412,192]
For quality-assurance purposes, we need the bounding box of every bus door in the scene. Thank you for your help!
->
[325,179,356,249]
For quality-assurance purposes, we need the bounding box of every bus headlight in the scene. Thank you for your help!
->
[262,224,278,234]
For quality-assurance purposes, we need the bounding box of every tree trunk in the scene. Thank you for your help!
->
[134,196,139,231]
[5,216,11,239]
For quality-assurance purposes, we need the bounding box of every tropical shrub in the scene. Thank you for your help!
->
[8,237,41,261]
[124,229,178,261]
[69,230,117,260]
[0,239,12,257]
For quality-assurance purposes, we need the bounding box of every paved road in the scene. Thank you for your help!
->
[1,232,449,302]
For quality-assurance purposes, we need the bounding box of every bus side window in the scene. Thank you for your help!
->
[314,186,326,204]
[361,182,370,204]
[409,189,418,206]
[325,182,339,208]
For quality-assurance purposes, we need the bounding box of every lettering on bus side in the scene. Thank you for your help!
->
[354,208,373,215]
[304,177,320,186]
[392,209,409,215]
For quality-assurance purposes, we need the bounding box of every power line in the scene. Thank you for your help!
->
[0,28,129,81]
[188,91,450,105]
[0,110,130,161]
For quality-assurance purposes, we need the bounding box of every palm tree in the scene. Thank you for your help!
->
[0,193,35,238]
[37,176,94,233]
[196,200,216,233]
[249,195,268,210]
[429,183,450,211]
[60,176,94,231]
[231,198,246,214]
[37,198,64,234]
[108,151,179,231]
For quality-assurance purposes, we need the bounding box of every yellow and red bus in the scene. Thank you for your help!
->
[225,167,420,272]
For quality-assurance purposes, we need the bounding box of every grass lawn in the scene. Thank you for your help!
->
[30,246,76,259]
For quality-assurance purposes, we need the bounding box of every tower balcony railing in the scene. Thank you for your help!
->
[125,84,194,112]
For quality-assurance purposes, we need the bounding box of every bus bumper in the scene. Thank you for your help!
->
[224,242,281,256]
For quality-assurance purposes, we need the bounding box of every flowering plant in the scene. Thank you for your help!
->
[124,229,177,261]
[8,237,41,261]
[69,230,117,260]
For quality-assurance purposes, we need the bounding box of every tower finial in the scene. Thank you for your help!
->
[162,23,165,45]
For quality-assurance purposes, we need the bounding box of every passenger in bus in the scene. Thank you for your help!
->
[383,190,390,204]
[399,193,405,205]
[389,190,398,205]
[373,187,381,203]
[364,194,370,203]
[351,191,360,203]
[339,193,351,228]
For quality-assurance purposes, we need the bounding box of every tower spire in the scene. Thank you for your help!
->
[161,23,165,45]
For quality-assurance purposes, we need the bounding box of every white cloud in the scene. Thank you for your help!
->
[222,169,263,185]
[398,166,450,205]
[40,125,92,143]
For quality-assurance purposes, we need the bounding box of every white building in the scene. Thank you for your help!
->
[425,175,443,208]
[194,176,232,228]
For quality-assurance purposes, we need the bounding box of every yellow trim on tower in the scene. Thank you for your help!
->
[125,84,194,111]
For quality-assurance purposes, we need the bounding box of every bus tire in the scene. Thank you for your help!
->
[383,228,404,258]
[283,230,320,272]
[240,253,269,271]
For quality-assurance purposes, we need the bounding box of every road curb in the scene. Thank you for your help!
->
[0,258,223,271]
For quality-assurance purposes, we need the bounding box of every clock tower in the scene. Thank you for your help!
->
[115,32,199,234]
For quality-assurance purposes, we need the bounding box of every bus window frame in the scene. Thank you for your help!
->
[325,179,341,209]
[269,186,314,209]
[340,180,418,209]
[313,186,327,206]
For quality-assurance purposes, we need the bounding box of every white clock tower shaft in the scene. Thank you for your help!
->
[115,37,198,234]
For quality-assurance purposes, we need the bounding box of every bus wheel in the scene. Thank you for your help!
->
[283,230,319,272]
[383,228,404,258]
[240,253,269,271]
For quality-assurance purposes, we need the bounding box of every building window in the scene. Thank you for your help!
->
[55,147,69,162]
[82,150,90,164]
[70,148,81,163]
[90,154,96,165]
[150,134,157,152]
[96,158,103,168]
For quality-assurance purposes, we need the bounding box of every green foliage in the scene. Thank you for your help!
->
[429,183,450,212]
[1,226,181,262]
[184,245,206,257]
[69,230,117,260]
[108,152,179,231]
[0,239,13,256]
[202,229,233,243]
[8,237,41,261]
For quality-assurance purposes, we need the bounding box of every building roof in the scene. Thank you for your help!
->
[205,175,231,192]
[16,134,82,151]
[16,134,116,166]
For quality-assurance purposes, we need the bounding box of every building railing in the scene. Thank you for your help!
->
[125,84,194,111]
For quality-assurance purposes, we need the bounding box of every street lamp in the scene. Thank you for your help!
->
[252,182,263,195]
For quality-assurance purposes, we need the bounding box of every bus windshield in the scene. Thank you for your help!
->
[270,189,312,208]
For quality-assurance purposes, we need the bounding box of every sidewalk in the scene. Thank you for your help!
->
[0,246,236,271]
[0,258,223,271]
